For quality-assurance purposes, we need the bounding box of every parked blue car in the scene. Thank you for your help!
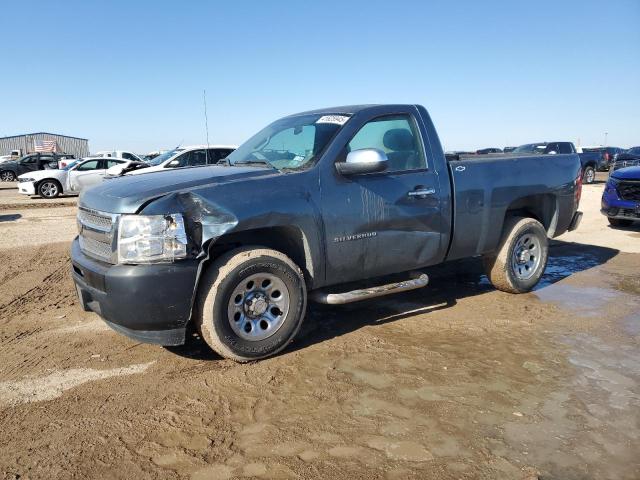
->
[601,166,640,227]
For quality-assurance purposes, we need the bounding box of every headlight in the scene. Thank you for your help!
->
[117,214,188,264]
[606,177,620,195]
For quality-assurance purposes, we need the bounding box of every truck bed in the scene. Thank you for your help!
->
[445,153,581,261]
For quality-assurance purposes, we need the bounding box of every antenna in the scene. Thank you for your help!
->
[203,89,211,163]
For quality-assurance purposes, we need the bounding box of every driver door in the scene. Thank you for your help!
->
[68,160,107,192]
[18,155,39,175]
[320,110,445,283]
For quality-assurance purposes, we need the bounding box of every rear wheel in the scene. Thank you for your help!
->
[38,180,61,198]
[583,166,596,184]
[483,216,548,293]
[195,247,307,362]
[608,217,633,227]
[0,171,16,182]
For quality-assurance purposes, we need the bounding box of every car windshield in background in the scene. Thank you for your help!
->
[627,147,640,156]
[63,160,78,170]
[513,143,546,153]
[147,149,183,166]
[226,114,350,171]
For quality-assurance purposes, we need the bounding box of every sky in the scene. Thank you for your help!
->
[1,0,639,153]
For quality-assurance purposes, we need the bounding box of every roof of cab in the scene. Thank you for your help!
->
[287,104,420,117]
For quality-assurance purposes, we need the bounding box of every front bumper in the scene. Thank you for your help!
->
[18,181,35,195]
[568,211,583,231]
[601,191,639,222]
[71,237,199,345]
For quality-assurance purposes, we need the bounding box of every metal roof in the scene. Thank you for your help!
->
[0,132,88,141]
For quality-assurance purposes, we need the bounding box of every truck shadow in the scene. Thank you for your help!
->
[0,214,21,222]
[291,240,619,354]
[169,240,619,361]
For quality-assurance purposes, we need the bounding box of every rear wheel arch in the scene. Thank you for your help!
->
[582,164,596,184]
[0,170,17,181]
[483,216,548,293]
[502,194,558,236]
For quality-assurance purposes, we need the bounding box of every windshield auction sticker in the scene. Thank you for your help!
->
[316,115,350,125]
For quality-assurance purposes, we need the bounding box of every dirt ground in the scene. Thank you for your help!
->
[0,179,638,480]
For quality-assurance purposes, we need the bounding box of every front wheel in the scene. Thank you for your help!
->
[0,171,16,182]
[195,247,307,362]
[583,166,596,184]
[483,217,548,293]
[38,180,61,198]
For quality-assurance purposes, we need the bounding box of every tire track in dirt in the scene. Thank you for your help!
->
[0,243,79,380]
[0,243,75,322]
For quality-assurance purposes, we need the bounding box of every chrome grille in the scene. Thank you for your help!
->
[77,207,118,263]
[617,181,640,202]
[79,235,113,260]
[78,208,113,232]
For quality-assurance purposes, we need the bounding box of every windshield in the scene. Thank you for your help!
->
[227,114,349,171]
[513,143,546,153]
[63,160,79,170]
[147,149,183,166]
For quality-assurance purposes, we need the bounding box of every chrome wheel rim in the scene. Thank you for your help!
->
[511,233,542,281]
[1,172,14,181]
[227,273,290,341]
[41,182,58,197]
[586,169,594,183]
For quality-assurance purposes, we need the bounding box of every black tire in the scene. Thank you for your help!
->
[483,216,548,294]
[0,170,16,182]
[37,179,62,198]
[582,166,596,184]
[608,217,633,228]
[195,246,307,362]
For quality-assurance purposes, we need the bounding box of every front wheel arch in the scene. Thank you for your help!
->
[36,178,63,198]
[194,245,307,362]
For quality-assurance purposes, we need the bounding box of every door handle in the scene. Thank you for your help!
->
[407,188,436,198]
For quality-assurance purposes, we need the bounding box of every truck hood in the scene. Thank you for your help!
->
[611,166,640,180]
[79,165,277,213]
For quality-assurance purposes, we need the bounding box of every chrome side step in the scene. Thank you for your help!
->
[310,274,429,305]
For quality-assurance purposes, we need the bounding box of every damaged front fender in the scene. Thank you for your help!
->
[138,191,239,259]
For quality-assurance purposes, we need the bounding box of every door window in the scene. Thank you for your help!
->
[106,160,123,168]
[169,152,190,167]
[348,115,426,172]
[188,150,207,166]
[76,160,101,171]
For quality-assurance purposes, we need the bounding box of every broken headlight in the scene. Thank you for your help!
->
[117,214,187,264]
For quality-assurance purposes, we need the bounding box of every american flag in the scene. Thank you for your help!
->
[34,140,57,152]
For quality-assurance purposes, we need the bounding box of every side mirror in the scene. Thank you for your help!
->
[335,148,388,176]
[547,150,557,155]
[167,159,180,167]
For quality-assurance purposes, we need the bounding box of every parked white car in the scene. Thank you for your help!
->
[106,145,237,176]
[17,157,130,198]
[94,150,145,161]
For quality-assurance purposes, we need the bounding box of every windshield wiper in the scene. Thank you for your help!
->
[232,159,277,169]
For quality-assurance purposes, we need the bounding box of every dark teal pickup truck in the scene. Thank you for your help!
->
[71,104,583,361]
